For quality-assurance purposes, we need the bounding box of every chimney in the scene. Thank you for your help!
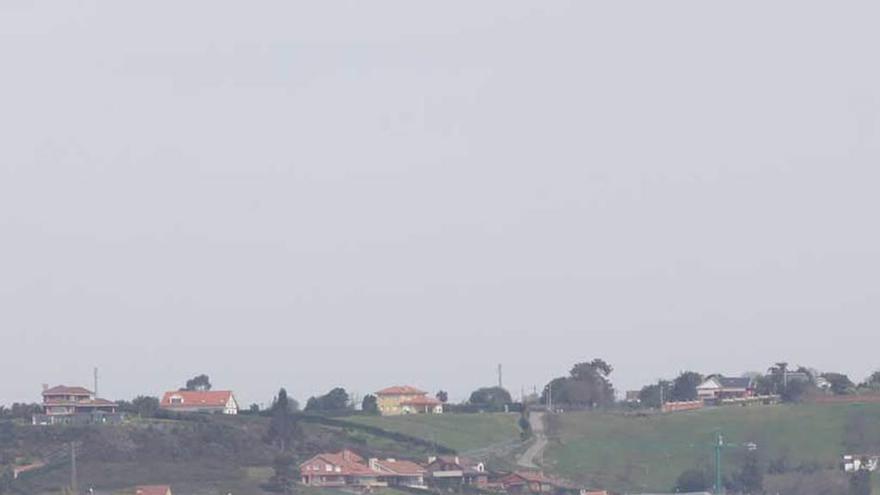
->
[42,384,49,392]
[428,456,437,464]
[454,456,460,465]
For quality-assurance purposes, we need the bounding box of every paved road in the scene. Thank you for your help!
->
[516,412,548,468]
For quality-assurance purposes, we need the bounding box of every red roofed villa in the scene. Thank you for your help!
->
[300,450,383,488]
[376,385,443,416]
[160,390,239,415]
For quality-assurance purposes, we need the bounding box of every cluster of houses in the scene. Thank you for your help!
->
[30,383,449,425]
[299,449,606,495]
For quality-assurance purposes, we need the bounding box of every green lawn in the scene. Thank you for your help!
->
[544,403,880,493]
[346,413,522,453]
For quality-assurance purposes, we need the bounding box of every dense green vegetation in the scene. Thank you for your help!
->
[543,403,880,493]
[347,413,522,453]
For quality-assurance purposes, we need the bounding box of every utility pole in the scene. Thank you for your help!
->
[714,431,723,495]
[93,367,98,397]
[497,364,503,389]
[70,442,78,495]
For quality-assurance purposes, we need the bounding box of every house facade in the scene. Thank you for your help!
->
[499,471,585,495]
[425,456,489,487]
[696,376,754,403]
[300,450,383,488]
[33,385,121,425]
[376,386,442,416]
[370,458,428,487]
[159,390,239,415]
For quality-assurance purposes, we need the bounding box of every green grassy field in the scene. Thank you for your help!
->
[544,403,880,493]
[347,413,522,453]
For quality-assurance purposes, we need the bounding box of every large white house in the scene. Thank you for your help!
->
[160,390,239,415]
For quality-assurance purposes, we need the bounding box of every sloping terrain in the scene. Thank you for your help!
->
[346,413,522,454]
[543,403,880,494]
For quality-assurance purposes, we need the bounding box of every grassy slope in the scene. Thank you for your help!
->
[347,413,522,453]
[544,403,880,493]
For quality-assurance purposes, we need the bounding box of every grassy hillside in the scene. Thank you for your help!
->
[543,403,880,494]
[347,413,522,453]
[2,413,453,495]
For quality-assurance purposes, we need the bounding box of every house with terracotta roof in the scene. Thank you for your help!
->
[32,385,121,425]
[159,390,239,415]
[499,471,584,495]
[425,456,489,487]
[370,458,428,487]
[376,386,442,416]
[136,485,173,495]
[300,450,384,488]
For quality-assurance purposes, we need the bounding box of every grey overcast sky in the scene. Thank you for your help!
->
[2,1,879,407]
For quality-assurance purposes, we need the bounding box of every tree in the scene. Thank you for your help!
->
[264,452,298,493]
[822,372,855,395]
[130,396,160,417]
[268,388,299,451]
[184,374,212,391]
[674,468,710,493]
[468,387,512,410]
[734,451,763,494]
[249,403,261,414]
[849,470,871,495]
[540,377,568,406]
[638,381,671,409]
[304,387,350,412]
[860,370,880,390]
[436,390,449,403]
[362,394,379,415]
[670,371,704,402]
[780,378,810,403]
[0,466,13,495]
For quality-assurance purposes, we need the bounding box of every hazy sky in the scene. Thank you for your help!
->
[2,1,879,407]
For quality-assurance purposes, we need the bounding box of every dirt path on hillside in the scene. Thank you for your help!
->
[516,412,548,468]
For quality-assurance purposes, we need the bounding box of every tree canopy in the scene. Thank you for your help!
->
[183,374,212,391]
[304,387,350,412]
[469,387,512,410]
[542,359,616,409]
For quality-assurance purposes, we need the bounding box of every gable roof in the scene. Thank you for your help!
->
[376,385,428,396]
[300,450,375,476]
[43,386,93,396]
[371,459,426,476]
[718,376,753,389]
[136,485,172,495]
[161,390,235,408]
[699,376,752,390]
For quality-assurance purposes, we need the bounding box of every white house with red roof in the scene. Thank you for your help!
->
[160,390,239,415]
[376,385,443,416]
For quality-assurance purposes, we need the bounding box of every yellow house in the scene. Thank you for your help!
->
[376,386,443,416]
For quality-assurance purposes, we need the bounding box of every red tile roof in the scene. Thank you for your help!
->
[376,385,428,396]
[371,459,426,476]
[160,390,234,408]
[136,485,172,495]
[43,386,93,396]
[300,450,376,477]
